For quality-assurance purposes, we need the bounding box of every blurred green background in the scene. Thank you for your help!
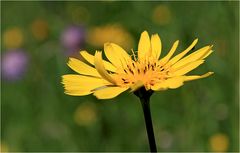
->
[1,1,239,152]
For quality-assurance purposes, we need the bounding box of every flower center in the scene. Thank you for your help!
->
[114,55,172,89]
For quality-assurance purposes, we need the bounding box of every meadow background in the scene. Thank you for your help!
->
[1,1,239,152]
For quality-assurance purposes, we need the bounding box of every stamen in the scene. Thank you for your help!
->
[115,53,171,88]
[129,69,134,74]
[132,62,135,68]
[151,65,154,70]
[131,49,137,61]
[144,67,147,73]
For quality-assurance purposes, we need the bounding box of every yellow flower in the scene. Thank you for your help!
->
[62,31,213,99]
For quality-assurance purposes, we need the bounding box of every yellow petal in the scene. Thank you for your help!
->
[160,40,179,64]
[151,77,184,90]
[80,50,117,72]
[64,89,92,96]
[93,87,128,99]
[94,51,116,84]
[168,39,198,65]
[138,31,151,61]
[67,58,101,77]
[184,72,214,81]
[62,74,109,89]
[172,60,205,76]
[151,72,213,91]
[201,50,213,59]
[62,74,110,96]
[172,45,212,69]
[151,34,162,60]
[104,43,131,68]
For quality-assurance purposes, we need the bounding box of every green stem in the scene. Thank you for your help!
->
[134,87,157,152]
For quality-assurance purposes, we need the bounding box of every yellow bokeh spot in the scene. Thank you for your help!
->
[3,27,24,49]
[87,24,134,51]
[209,133,229,152]
[31,19,49,41]
[0,142,9,152]
[74,102,97,126]
[152,5,172,25]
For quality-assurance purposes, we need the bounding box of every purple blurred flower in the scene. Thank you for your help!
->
[1,49,29,81]
[61,25,85,50]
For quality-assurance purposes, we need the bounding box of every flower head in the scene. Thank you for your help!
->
[62,31,213,99]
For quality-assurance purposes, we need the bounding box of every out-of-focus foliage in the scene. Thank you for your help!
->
[1,1,239,152]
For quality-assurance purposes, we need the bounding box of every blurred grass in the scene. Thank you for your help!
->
[1,1,239,152]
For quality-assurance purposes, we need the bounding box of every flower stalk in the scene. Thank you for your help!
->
[134,87,157,152]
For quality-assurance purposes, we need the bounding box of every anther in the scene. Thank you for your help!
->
[132,62,135,68]
[144,67,147,73]
[129,69,134,74]
[151,65,155,70]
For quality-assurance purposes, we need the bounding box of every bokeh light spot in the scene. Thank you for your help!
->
[74,102,97,127]
[152,5,172,26]
[1,49,29,81]
[87,24,134,51]
[3,27,24,49]
[209,133,229,152]
[31,19,49,41]
[0,142,9,152]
